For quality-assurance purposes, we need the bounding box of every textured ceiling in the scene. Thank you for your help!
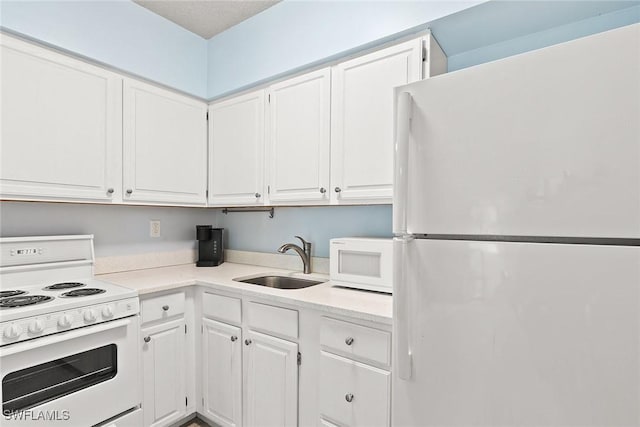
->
[133,0,281,39]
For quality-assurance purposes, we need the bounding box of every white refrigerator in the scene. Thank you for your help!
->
[392,23,640,426]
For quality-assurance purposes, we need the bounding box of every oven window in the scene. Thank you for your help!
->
[2,344,117,412]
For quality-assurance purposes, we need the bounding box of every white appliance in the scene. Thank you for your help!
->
[0,235,141,427]
[330,238,393,293]
[392,24,640,427]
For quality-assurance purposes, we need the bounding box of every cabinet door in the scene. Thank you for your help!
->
[142,318,187,427]
[209,90,265,206]
[266,68,331,204]
[0,34,121,202]
[244,330,298,427]
[123,79,207,205]
[318,351,390,427]
[202,318,242,427]
[330,39,422,204]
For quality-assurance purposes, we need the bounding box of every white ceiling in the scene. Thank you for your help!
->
[133,0,281,39]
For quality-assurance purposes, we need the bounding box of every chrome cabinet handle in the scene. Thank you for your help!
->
[345,337,354,346]
[245,339,252,345]
[231,336,238,342]
[162,305,169,311]
[255,193,261,198]
[106,188,114,195]
[345,393,354,403]
[126,189,133,195]
[144,336,151,343]
[334,187,342,193]
[319,187,326,194]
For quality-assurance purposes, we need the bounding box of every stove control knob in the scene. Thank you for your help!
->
[102,305,114,319]
[28,319,45,334]
[4,324,22,339]
[83,309,97,323]
[58,314,73,328]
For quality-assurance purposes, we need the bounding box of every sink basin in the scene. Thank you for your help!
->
[235,275,323,289]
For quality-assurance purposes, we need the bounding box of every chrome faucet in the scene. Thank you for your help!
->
[277,236,312,274]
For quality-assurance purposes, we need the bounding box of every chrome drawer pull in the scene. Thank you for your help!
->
[162,305,169,311]
[345,337,354,346]
[345,393,354,403]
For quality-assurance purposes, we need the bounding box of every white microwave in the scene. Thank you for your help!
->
[329,237,393,294]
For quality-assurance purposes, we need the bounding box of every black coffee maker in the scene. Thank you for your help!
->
[196,225,224,267]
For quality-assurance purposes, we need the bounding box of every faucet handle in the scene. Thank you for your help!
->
[294,236,311,252]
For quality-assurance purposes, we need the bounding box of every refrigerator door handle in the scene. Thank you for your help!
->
[393,91,412,235]
[394,236,413,380]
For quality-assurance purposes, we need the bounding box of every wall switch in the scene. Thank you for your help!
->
[150,220,161,238]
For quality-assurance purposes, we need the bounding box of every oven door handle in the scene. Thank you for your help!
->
[0,317,134,357]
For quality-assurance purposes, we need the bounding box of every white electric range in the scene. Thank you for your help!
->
[0,235,141,427]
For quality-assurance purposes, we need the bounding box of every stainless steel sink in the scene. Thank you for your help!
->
[234,275,324,289]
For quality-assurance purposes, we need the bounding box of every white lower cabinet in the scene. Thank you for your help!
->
[318,352,390,427]
[141,317,188,427]
[243,330,299,427]
[202,318,243,427]
[140,291,191,427]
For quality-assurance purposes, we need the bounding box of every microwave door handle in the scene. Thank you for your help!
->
[0,317,133,357]
[394,236,413,380]
[393,91,412,235]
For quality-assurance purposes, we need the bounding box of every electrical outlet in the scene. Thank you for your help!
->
[150,220,161,238]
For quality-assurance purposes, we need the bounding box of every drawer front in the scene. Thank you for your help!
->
[320,317,390,366]
[202,292,242,325]
[319,352,390,427]
[247,301,298,340]
[101,408,143,427]
[141,292,185,324]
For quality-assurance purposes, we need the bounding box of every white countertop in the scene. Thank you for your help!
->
[98,262,392,324]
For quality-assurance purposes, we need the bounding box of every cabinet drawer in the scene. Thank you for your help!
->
[141,292,185,324]
[319,352,390,427]
[202,292,242,325]
[247,301,298,340]
[320,317,390,366]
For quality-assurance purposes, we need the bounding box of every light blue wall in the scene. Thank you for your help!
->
[206,0,638,98]
[0,0,208,97]
[446,4,640,71]
[206,0,482,98]
[216,206,392,258]
[0,202,215,258]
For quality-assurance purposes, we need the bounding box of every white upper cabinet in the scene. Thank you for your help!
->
[123,79,207,206]
[330,36,445,204]
[266,68,331,204]
[0,34,122,202]
[209,90,265,206]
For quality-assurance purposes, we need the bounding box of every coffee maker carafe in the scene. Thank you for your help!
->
[196,225,224,267]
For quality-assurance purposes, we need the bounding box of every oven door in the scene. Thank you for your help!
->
[0,316,140,426]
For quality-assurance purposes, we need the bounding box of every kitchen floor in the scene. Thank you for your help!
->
[179,418,211,427]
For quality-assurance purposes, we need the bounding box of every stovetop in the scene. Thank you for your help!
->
[0,277,137,323]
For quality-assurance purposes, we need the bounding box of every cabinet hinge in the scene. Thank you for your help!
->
[297,352,302,366]
[206,189,209,198]
[268,94,271,103]
[185,325,187,334]
[186,396,188,407]
[422,46,427,62]
[201,325,203,333]
[267,185,271,194]
[206,111,209,120]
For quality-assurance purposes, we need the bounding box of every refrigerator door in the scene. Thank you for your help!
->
[392,238,639,426]
[395,24,640,238]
